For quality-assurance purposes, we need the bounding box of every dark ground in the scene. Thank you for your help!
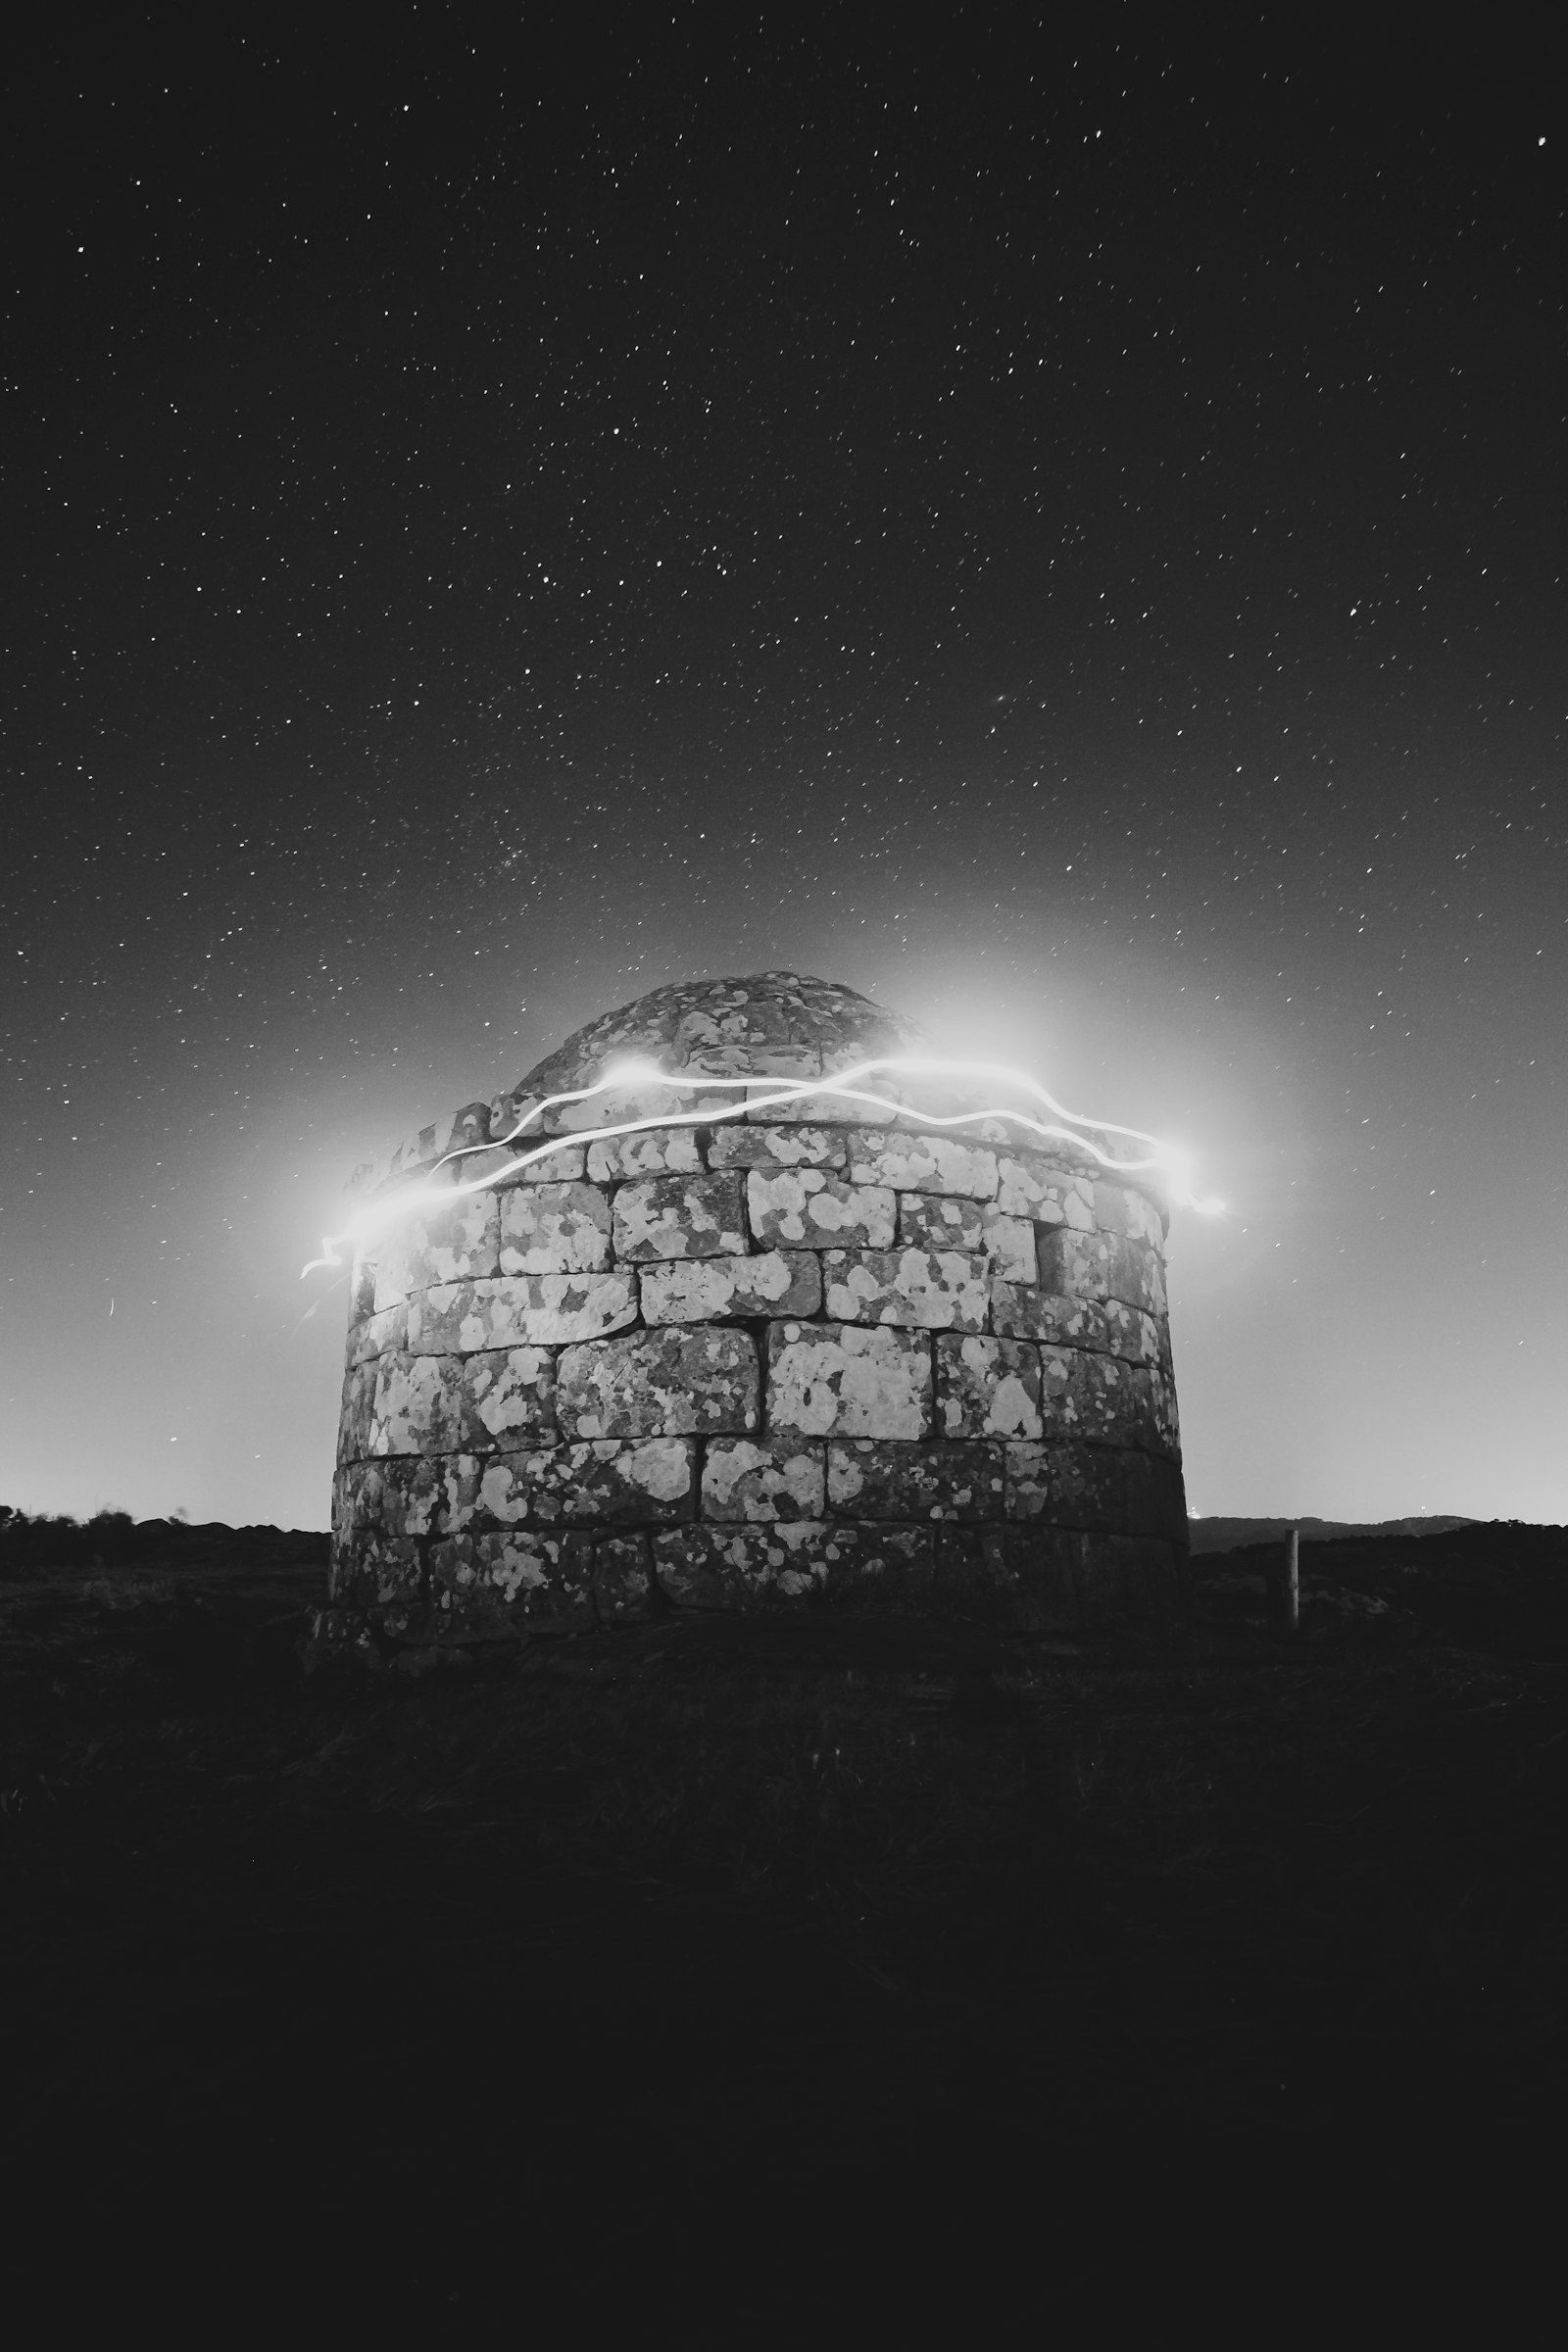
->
[2,1515,1564,2328]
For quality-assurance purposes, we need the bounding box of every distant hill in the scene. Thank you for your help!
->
[1188,1514,1477,1555]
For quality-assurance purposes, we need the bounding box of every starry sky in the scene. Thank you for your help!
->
[4,19,1564,1530]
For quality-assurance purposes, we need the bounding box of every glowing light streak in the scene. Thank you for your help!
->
[300,1054,1224,1280]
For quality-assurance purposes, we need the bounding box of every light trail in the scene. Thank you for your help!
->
[300,1054,1224,1280]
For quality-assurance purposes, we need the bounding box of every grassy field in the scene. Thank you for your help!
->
[2,1516,1563,2323]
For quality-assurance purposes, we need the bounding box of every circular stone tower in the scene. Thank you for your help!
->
[318,972,1187,1667]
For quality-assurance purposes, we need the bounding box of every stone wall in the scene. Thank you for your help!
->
[320,1102,1187,1663]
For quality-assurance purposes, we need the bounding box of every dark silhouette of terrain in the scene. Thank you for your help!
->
[1,1506,1563,2319]
[1190,1511,1476,1553]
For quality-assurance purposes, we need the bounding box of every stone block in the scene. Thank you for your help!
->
[612,1172,748,1261]
[429,1528,594,1635]
[1078,1535,1181,1625]
[407,1273,637,1350]
[337,1361,377,1465]
[463,1347,558,1448]
[1103,1300,1166,1366]
[934,1524,1082,1629]
[820,1248,990,1333]
[992,1286,1110,1350]
[1094,1181,1166,1245]
[591,1533,654,1622]
[935,1334,1044,1440]
[708,1123,848,1170]
[989,1286,1168,1369]
[556,1326,760,1439]
[654,1522,831,1609]
[702,1439,825,1521]
[766,1321,932,1439]
[1064,1351,1154,1444]
[335,1455,454,1540]
[639,1250,822,1324]
[815,1521,937,1607]
[346,1302,407,1368]
[1004,1441,1125,1532]
[846,1132,999,1200]
[826,1439,1004,1521]
[473,1438,698,1526]
[746,1169,897,1249]
[477,1142,587,1187]
[979,1209,1036,1285]
[499,1181,612,1274]
[369,1353,478,1455]
[365,1601,430,1646]
[1037,1227,1168,1317]
[993,1152,1096,1227]
[898,1192,984,1250]
[349,1250,377,1323]
[1121,1449,1189,1543]
[556,1080,732,1135]
[1035,1344,1079,1428]
[745,1086,896,1125]
[331,1532,425,1608]
[371,1188,503,1306]
[1150,1367,1183,1459]
[586,1126,704,1181]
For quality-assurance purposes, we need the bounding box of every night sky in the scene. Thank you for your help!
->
[5,21,1564,1531]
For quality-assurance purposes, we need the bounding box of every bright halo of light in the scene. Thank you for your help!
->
[300,1054,1225,1280]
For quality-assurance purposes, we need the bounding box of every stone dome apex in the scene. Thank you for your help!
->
[512,971,929,1103]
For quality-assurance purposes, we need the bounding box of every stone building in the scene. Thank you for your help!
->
[318,971,1187,1667]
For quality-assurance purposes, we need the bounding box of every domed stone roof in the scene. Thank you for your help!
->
[511,971,929,1102]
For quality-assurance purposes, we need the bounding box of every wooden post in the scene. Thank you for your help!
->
[1282,1528,1299,1632]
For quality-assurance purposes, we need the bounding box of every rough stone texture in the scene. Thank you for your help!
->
[369,1191,502,1310]
[897,1192,984,1250]
[511,971,928,1100]
[744,1085,900,1126]
[408,1273,637,1350]
[472,1439,697,1527]
[708,1123,848,1170]
[1004,1440,1125,1531]
[329,969,1188,1657]
[989,1285,1162,1365]
[821,1248,990,1333]
[430,1530,594,1636]
[766,1321,932,1439]
[994,1153,1097,1227]
[585,1126,704,1181]
[612,1172,748,1261]
[341,1453,486,1536]
[590,1533,654,1622]
[745,1170,896,1249]
[933,1525,1084,1629]
[653,1523,829,1608]
[346,1302,408,1367]
[1150,1368,1182,1459]
[337,1362,376,1466]
[330,1532,424,1607]
[847,1131,1000,1200]
[498,1182,612,1274]
[1037,1227,1168,1318]
[556,1327,760,1439]
[468,1141,587,1189]
[935,1334,1044,1440]
[1094,1181,1167,1246]
[369,1354,477,1456]
[701,1438,825,1521]
[638,1250,822,1324]
[464,1348,558,1448]
[826,1439,1004,1521]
